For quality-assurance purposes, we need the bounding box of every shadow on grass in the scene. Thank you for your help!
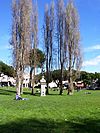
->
[0,88,31,96]
[23,90,60,96]
[23,91,31,95]
[0,88,16,96]
[0,118,100,133]
[48,93,60,96]
[0,87,62,97]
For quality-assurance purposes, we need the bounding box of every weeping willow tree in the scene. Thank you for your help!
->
[65,0,82,95]
[11,0,32,96]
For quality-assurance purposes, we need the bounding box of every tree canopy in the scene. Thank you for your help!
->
[0,61,15,77]
[29,48,45,68]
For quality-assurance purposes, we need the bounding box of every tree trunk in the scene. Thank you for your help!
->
[31,67,35,95]
[29,67,34,88]
[59,63,63,95]
[46,60,49,95]
[16,74,21,96]
[29,67,35,95]
[20,79,23,94]
[46,42,49,95]
[67,68,74,95]
[68,77,74,95]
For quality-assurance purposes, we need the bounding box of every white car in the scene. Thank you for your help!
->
[48,81,57,88]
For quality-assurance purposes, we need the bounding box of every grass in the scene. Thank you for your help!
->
[0,87,100,133]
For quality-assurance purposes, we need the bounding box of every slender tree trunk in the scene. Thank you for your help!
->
[68,68,74,95]
[20,79,23,94]
[59,63,63,95]
[29,66,35,95]
[31,67,35,95]
[16,70,21,96]
[46,49,49,95]
[29,67,34,88]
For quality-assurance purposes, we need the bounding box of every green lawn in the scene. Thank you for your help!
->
[0,87,100,133]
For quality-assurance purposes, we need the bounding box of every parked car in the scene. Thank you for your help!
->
[63,83,69,89]
[88,84,100,90]
[49,81,57,88]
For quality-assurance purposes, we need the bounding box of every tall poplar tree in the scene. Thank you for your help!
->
[56,0,66,95]
[44,1,55,94]
[65,0,82,95]
[30,0,38,95]
[11,0,32,96]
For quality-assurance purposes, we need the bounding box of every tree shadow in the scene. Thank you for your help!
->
[23,89,60,96]
[48,93,60,96]
[23,91,31,95]
[0,87,61,96]
[0,88,16,96]
[0,117,100,133]
[0,88,34,96]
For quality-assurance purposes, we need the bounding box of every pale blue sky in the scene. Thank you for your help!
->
[0,0,100,73]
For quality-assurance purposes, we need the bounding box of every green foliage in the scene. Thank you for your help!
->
[51,70,61,81]
[36,69,100,85]
[94,72,100,79]
[29,49,45,68]
[80,71,100,85]
[51,70,68,82]
[96,78,100,87]
[0,87,100,133]
[0,61,15,77]
[35,69,68,83]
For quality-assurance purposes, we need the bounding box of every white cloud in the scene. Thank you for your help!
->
[82,55,100,67]
[84,44,100,52]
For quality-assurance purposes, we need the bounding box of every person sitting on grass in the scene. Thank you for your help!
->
[15,93,28,100]
[15,93,22,100]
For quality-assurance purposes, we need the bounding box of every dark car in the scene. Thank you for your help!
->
[88,83,100,90]
[63,83,69,89]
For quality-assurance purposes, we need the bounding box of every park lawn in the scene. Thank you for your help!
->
[0,87,100,133]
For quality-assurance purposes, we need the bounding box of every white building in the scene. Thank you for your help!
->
[22,73,30,88]
[0,73,16,87]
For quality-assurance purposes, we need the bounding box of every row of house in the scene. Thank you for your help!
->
[0,73,85,89]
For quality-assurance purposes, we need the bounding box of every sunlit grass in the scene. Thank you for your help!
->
[0,87,100,133]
